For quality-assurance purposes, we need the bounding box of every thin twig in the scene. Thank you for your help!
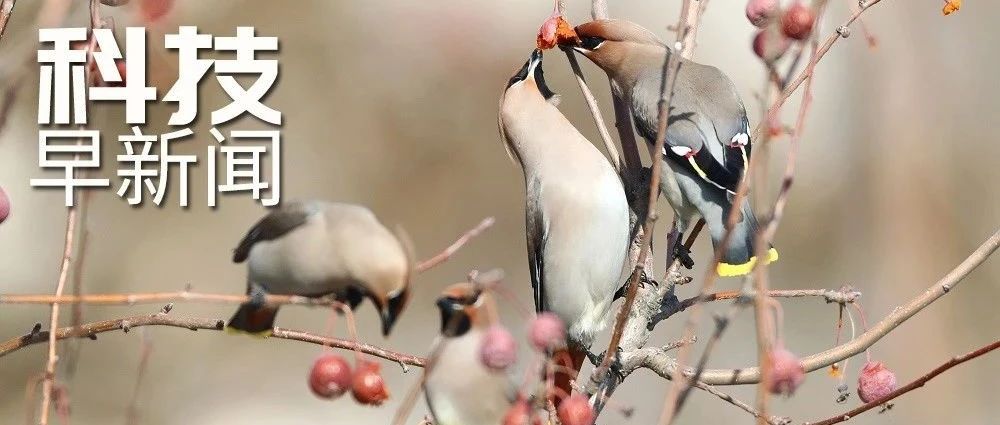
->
[693,381,790,425]
[669,288,861,316]
[0,313,428,366]
[413,216,495,273]
[806,339,1000,425]
[0,291,359,306]
[752,0,886,141]
[564,49,623,172]
[633,227,1000,385]
[0,0,15,42]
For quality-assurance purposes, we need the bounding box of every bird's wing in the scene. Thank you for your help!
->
[656,117,743,193]
[232,203,312,263]
[525,188,547,313]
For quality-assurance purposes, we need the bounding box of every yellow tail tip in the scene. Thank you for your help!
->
[224,326,273,338]
[716,248,779,277]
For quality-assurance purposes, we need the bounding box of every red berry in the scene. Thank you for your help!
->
[351,360,390,405]
[781,3,816,41]
[0,186,10,224]
[752,28,791,63]
[502,397,536,425]
[308,354,352,399]
[479,325,517,371]
[745,0,779,28]
[557,394,594,425]
[528,312,566,352]
[766,348,805,396]
[857,361,897,403]
[139,0,174,23]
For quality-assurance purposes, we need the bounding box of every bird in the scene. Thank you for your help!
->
[499,49,631,400]
[226,201,411,336]
[424,283,514,425]
[566,19,778,277]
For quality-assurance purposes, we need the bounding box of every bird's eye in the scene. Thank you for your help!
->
[580,36,605,50]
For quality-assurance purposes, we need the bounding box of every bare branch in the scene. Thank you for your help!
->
[635,227,1000,385]
[806,339,1000,425]
[0,291,357,307]
[0,0,15,42]
[692,381,790,425]
[752,0,886,141]
[0,313,428,367]
[564,49,623,172]
[414,216,494,273]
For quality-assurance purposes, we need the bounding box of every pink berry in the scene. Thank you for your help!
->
[308,353,352,399]
[0,186,10,224]
[857,361,898,403]
[139,0,174,23]
[529,312,566,352]
[557,394,594,425]
[781,2,816,41]
[502,397,538,425]
[752,28,791,63]
[746,0,779,28]
[479,325,517,371]
[351,360,390,405]
[766,348,805,396]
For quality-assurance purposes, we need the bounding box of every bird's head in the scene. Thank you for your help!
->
[435,283,487,338]
[360,259,411,337]
[563,19,665,75]
[502,49,559,106]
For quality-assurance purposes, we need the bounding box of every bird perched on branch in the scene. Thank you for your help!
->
[226,201,411,336]
[424,283,514,425]
[499,49,630,401]
[565,19,778,276]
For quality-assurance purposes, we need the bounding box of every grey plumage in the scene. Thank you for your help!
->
[571,19,777,276]
[227,201,411,335]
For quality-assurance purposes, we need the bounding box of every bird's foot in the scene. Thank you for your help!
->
[673,243,695,269]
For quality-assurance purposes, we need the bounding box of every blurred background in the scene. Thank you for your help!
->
[1,1,998,424]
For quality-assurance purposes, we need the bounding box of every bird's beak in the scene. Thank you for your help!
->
[378,288,409,336]
[528,48,543,69]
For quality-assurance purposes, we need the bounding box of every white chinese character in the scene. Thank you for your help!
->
[164,26,214,126]
[37,28,89,125]
[30,130,110,206]
[158,128,198,206]
[89,27,157,124]
[116,127,158,205]
[115,127,198,206]
[207,128,280,207]
[211,27,280,125]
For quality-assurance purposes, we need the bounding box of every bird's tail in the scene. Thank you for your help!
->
[225,303,278,336]
[551,346,587,406]
[714,200,778,277]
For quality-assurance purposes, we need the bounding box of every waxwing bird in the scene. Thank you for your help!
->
[226,201,411,336]
[567,19,778,277]
[499,49,631,399]
[424,283,514,425]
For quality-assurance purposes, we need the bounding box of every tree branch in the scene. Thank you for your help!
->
[806,339,1000,425]
[564,49,623,172]
[752,0,886,141]
[634,227,1000,385]
[413,216,494,272]
[0,0,15,42]
[0,311,428,367]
